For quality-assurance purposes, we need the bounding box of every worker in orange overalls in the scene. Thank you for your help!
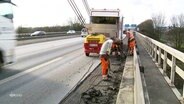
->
[126,31,135,55]
[99,38,114,80]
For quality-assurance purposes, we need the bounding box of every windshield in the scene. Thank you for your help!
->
[0,2,13,19]
[91,16,117,24]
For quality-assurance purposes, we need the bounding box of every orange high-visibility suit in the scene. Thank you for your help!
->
[127,32,135,55]
[100,55,109,76]
[99,39,113,80]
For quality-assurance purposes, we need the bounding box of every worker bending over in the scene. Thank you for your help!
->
[99,38,113,80]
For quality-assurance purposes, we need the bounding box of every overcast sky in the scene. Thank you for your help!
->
[12,0,184,28]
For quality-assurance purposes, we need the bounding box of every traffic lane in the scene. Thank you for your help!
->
[15,37,83,59]
[0,44,82,80]
[0,48,100,104]
[0,38,83,80]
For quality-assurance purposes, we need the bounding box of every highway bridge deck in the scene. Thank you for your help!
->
[59,35,181,104]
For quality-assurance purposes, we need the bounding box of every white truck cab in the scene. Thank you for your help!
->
[0,1,16,67]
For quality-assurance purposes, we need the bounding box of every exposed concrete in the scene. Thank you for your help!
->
[116,56,134,104]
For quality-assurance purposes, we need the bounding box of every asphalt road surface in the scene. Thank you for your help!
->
[0,37,100,104]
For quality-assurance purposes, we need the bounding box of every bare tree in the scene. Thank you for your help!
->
[168,14,184,49]
[67,17,83,30]
[171,16,178,27]
[152,13,166,40]
[178,14,184,27]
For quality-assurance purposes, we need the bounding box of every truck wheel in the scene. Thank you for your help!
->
[85,53,89,56]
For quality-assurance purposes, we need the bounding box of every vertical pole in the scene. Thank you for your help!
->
[146,40,149,52]
[163,51,167,76]
[150,41,152,54]
[145,40,149,52]
[150,41,152,55]
[158,48,161,66]
[151,43,154,57]
[147,40,150,54]
[154,45,157,62]
[183,84,184,101]
[170,56,176,86]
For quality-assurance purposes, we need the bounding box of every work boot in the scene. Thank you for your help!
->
[102,75,108,80]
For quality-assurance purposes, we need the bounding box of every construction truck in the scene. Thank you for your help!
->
[0,0,16,67]
[67,0,123,56]
[84,9,122,56]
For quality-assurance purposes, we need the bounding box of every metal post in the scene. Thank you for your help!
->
[163,51,167,76]
[149,42,151,55]
[158,48,161,66]
[146,40,149,52]
[170,56,176,86]
[148,41,151,54]
[152,44,154,57]
[154,45,157,62]
[150,41,152,54]
[183,84,184,100]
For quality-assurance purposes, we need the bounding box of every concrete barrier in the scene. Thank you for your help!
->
[116,56,134,104]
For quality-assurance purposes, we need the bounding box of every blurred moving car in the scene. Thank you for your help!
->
[67,30,76,34]
[81,28,88,37]
[30,31,46,36]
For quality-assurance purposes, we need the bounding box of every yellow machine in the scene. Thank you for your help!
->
[84,34,106,56]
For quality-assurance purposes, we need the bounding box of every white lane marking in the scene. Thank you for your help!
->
[0,56,63,85]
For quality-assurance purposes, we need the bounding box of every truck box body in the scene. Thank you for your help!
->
[84,9,122,56]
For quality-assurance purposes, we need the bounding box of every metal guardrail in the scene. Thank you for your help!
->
[137,32,184,103]
[16,31,81,40]
[134,46,146,104]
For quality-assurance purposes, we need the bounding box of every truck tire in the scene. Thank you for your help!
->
[85,53,89,56]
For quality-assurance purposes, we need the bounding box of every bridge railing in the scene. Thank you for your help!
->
[136,32,184,103]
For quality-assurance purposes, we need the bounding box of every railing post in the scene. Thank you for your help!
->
[170,56,176,86]
[149,41,152,55]
[144,39,148,51]
[183,84,184,101]
[163,51,167,76]
[151,43,154,57]
[158,48,161,66]
[148,41,151,54]
[149,42,151,55]
[154,45,157,62]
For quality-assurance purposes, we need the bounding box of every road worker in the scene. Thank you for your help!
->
[99,38,114,80]
[126,31,135,55]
